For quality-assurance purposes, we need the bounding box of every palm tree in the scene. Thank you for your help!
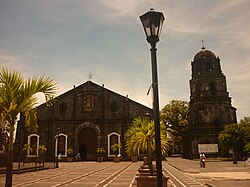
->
[0,67,57,187]
[22,144,33,156]
[111,143,122,162]
[111,143,121,155]
[37,145,47,157]
[96,147,105,157]
[125,117,169,175]
[96,147,105,162]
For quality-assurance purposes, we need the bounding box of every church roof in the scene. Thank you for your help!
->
[37,80,151,110]
[194,49,217,62]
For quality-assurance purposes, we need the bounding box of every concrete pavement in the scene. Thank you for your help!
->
[0,157,249,187]
[166,157,250,187]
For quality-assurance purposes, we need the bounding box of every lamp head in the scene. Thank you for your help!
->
[140,9,165,44]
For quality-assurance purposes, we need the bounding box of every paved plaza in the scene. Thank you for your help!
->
[166,157,250,187]
[0,157,249,187]
[0,161,140,187]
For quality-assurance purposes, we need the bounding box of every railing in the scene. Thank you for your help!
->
[0,156,54,174]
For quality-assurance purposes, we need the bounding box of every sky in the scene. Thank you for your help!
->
[0,0,249,121]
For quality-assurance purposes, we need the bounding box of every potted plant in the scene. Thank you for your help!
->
[38,145,47,156]
[37,145,47,162]
[96,147,105,162]
[125,117,169,186]
[131,154,138,162]
[22,144,32,156]
[111,143,122,162]
[22,144,32,163]
[67,148,74,161]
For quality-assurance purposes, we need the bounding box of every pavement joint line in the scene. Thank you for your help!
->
[169,163,208,186]
[12,178,42,187]
[52,163,116,187]
[102,162,135,187]
[94,162,133,187]
[12,172,66,186]
[11,164,98,186]
[128,175,137,187]
[128,163,143,187]
[164,163,207,187]
[168,179,177,187]
[163,165,186,187]
[13,169,76,186]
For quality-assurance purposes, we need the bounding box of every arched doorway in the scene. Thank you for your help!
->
[78,127,97,161]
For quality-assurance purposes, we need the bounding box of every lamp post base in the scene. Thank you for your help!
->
[136,174,169,187]
[136,158,169,187]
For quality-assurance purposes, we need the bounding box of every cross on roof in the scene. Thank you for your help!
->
[87,72,94,81]
[201,40,206,50]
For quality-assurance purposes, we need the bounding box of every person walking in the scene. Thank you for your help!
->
[199,153,206,167]
[75,153,81,162]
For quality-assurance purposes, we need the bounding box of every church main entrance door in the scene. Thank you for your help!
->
[78,127,97,161]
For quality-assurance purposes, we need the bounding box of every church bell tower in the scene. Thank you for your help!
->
[185,44,237,158]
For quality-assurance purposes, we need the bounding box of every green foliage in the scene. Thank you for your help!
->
[37,145,47,156]
[22,144,32,155]
[96,147,105,154]
[244,142,250,152]
[67,148,73,156]
[0,66,58,133]
[125,117,169,157]
[218,117,250,156]
[0,66,58,184]
[239,117,250,125]
[160,100,189,152]
[111,143,121,155]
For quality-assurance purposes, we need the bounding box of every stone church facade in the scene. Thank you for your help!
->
[183,47,237,158]
[14,81,152,161]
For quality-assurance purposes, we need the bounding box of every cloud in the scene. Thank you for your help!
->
[0,50,32,74]
[19,0,141,24]
[1,0,249,121]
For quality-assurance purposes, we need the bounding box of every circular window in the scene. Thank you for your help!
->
[110,101,118,112]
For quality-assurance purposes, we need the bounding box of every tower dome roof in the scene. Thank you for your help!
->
[194,49,217,62]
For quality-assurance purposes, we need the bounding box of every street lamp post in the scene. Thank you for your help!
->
[140,9,165,187]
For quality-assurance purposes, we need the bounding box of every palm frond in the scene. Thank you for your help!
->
[0,66,58,132]
[125,116,170,157]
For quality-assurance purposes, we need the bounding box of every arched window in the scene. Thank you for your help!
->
[27,134,40,157]
[55,133,68,157]
[107,132,120,157]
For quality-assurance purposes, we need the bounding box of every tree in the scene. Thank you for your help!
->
[0,67,57,187]
[240,117,250,153]
[218,117,250,159]
[37,145,47,157]
[125,117,169,175]
[22,144,32,156]
[0,121,8,152]
[111,143,121,156]
[240,117,250,125]
[96,147,105,156]
[160,100,189,153]
[244,142,250,153]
